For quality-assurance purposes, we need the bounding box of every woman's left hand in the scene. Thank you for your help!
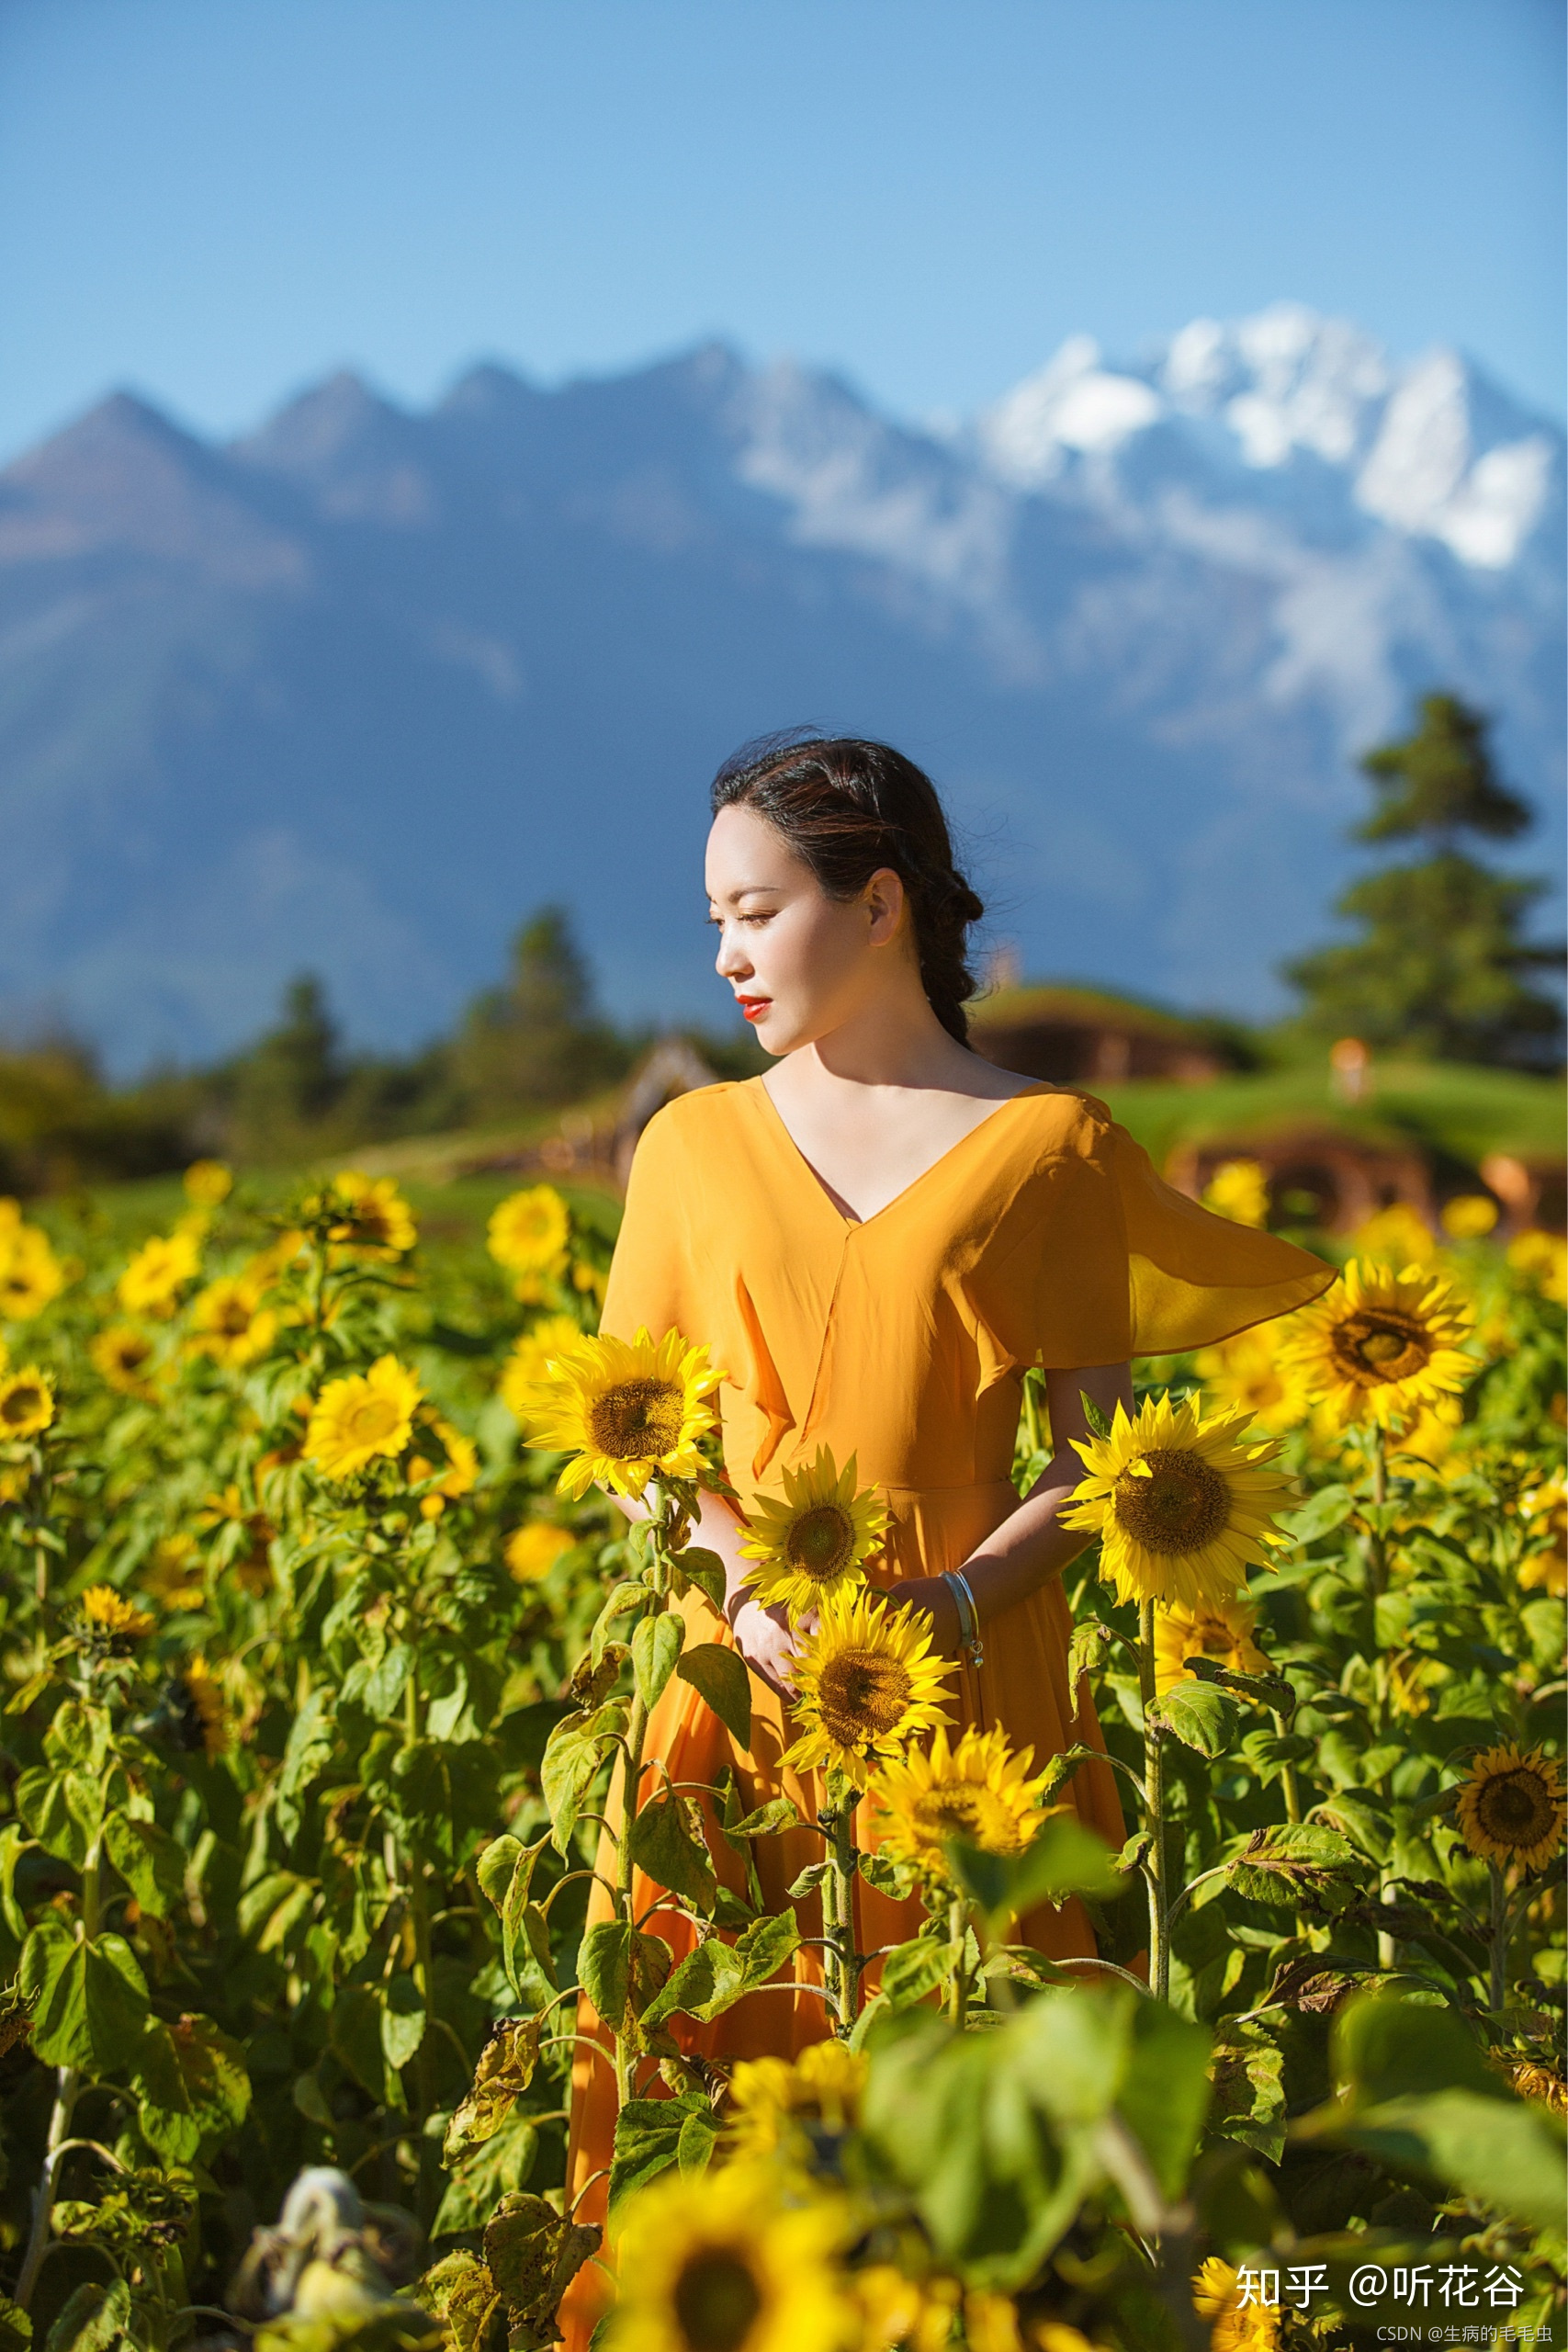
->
[878,1575,964,1660]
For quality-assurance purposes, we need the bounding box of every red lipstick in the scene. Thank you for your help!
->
[737,996,771,1023]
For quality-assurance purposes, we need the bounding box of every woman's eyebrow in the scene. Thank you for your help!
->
[706,883,783,906]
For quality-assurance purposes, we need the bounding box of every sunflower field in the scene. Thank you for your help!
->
[0,1164,1563,2352]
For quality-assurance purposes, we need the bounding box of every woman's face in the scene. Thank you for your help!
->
[705,803,910,1055]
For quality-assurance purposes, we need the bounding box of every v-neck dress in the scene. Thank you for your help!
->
[561,1076,1331,2278]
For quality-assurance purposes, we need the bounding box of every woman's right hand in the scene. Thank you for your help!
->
[730,1597,801,1701]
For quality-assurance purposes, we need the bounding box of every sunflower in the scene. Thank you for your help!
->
[1497,2057,1568,2117]
[81,1585,156,1643]
[500,1314,585,1421]
[0,1365,55,1441]
[781,1588,954,1788]
[1506,1229,1567,1306]
[1061,1393,1295,1611]
[488,1186,570,1290]
[90,1322,158,1397]
[1190,2257,1280,2352]
[1455,1744,1566,1874]
[303,1355,423,1481]
[1193,1329,1308,1435]
[516,1325,723,1501]
[1201,1159,1269,1228]
[141,1535,205,1611]
[504,1521,575,1582]
[1518,1472,1567,1599]
[177,1656,228,1757]
[118,1229,201,1318]
[1441,1193,1498,1240]
[407,1419,479,1517]
[610,2160,853,2352]
[739,1446,890,1624]
[187,1277,277,1368]
[1278,1258,1475,1434]
[867,1724,1053,1877]
[1152,1594,1269,1695]
[183,1159,233,1209]
[0,1223,67,1320]
[315,1170,417,1259]
[727,2041,868,2159]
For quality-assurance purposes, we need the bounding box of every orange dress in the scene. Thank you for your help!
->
[560,1078,1330,2336]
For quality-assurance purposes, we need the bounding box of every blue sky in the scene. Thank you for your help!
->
[0,0,1562,462]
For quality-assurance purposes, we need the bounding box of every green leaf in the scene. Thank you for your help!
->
[104,1814,185,1920]
[1182,1655,1298,1713]
[43,2281,130,2352]
[626,1792,716,1908]
[1224,1825,1366,1908]
[786,1860,832,1900]
[672,1546,727,1611]
[15,1768,101,1870]
[734,1907,800,1989]
[539,1703,626,1858]
[676,2107,720,2176]
[880,1935,959,2009]
[631,1611,684,1711]
[1149,1681,1242,1758]
[274,1687,336,1842]
[0,1823,31,1942]
[722,1796,802,1846]
[1281,1484,1357,1542]
[675,1645,752,1747]
[946,1812,1122,1924]
[1331,1984,1500,2105]
[1206,2019,1288,2162]
[1318,2088,1567,2231]
[19,1921,148,2071]
[132,2011,251,2163]
[1078,1391,1112,1439]
[856,1845,919,1902]
[1116,1999,1213,2197]
[342,1642,413,1720]
[432,2108,539,2239]
[639,1937,744,2029]
[331,1984,402,2109]
[578,1919,633,2032]
[382,1972,427,2069]
[609,2094,705,2207]
[590,1581,648,1670]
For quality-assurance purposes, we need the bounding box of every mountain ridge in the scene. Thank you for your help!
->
[0,304,1561,1073]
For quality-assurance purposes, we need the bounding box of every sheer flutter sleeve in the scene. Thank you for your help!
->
[980,1092,1336,1367]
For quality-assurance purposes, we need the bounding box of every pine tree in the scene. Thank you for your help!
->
[1284,694,1563,1070]
[450,905,628,1114]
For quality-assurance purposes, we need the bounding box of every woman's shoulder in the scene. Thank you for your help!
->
[634,1079,759,1158]
[1007,1081,1120,1161]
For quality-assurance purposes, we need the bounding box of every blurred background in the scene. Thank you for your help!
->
[0,0,1562,1235]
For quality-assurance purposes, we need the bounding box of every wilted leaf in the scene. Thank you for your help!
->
[445,2017,543,2160]
[485,2192,601,2346]
[1224,1824,1366,1907]
[1207,2019,1288,2161]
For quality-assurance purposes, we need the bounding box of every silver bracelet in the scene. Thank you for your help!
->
[942,1568,985,1669]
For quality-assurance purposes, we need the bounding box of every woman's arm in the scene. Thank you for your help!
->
[881,1361,1134,1656]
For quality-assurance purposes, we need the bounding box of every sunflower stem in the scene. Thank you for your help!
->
[611,1506,671,2105]
[1366,1423,1389,1602]
[947,1894,968,2029]
[1488,1860,1510,2016]
[824,1791,860,2036]
[1137,1599,1170,2001]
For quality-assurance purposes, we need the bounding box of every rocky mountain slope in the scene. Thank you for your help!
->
[0,302,1560,1069]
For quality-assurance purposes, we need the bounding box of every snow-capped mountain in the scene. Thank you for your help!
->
[0,305,1560,1070]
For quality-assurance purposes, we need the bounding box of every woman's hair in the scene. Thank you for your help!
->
[710,733,986,1043]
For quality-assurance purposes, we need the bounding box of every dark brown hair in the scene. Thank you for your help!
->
[710,733,986,1043]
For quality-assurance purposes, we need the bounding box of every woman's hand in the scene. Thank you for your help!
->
[730,1597,802,1701]
[877,1575,964,1659]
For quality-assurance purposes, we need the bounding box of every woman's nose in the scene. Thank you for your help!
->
[714,928,751,980]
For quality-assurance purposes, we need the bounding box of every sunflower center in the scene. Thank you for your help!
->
[1112,1450,1231,1555]
[2,1385,44,1428]
[344,1395,404,1447]
[671,2247,762,2352]
[785,1503,855,1581]
[1477,1768,1555,1848]
[1330,1308,1433,1386]
[215,1300,252,1337]
[589,1377,683,1462]
[817,1648,912,1746]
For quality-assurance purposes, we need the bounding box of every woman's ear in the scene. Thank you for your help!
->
[863,865,908,947]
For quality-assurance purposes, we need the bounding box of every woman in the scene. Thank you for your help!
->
[560,735,1330,2324]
